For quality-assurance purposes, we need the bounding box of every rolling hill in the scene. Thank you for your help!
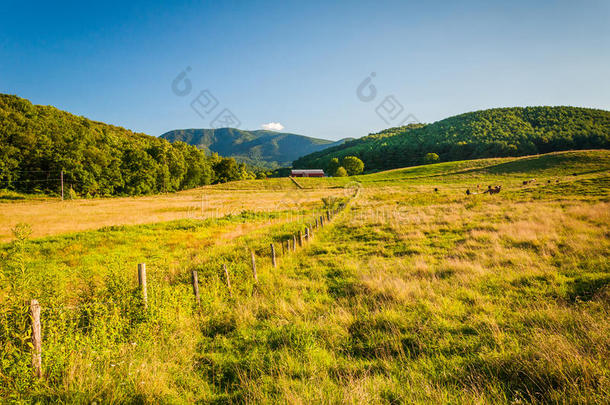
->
[293,106,610,172]
[160,128,352,169]
[0,94,253,196]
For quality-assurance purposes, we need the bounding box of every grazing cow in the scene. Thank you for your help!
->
[466,189,471,195]
[434,188,438,192]
[484,185,502,194]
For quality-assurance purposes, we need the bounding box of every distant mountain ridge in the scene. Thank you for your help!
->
[160,128,352,168]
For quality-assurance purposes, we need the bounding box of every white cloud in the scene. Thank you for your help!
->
[261,122,284,131]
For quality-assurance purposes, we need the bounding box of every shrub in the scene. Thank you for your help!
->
[424,153,440,164]
[335,167,348,177]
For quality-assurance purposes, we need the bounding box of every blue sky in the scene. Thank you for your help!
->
[1,0,609,141]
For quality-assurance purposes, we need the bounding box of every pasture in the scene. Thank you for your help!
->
[1,150,609,403]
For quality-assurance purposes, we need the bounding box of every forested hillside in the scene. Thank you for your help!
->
[0,95,255,196]
[293,107,610,171]
[161,128,352,168]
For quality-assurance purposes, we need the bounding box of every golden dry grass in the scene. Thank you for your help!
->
[0,184,347,242]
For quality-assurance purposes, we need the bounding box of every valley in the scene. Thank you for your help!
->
[2,150,608,402]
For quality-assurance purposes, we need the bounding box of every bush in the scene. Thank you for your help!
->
[67,187,78,200]
[424,153,440,164]
[335,167,348,177]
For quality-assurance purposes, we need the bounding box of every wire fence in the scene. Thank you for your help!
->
[2,192,359,380]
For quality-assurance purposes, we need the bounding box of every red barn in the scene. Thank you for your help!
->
[291,169,325,177]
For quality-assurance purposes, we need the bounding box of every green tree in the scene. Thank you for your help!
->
[424,153,440,164]
[237,162,256,180]
[326,158,340,176]
[341,156,364,175]
[213,157,242,183]
[335,166,348,177]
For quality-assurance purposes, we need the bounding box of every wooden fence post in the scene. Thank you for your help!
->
[298,231,303,247]
[315,217,319,228]
[250,250,258,282]
[60,170,64,201]
[305,227,310,241]
[223,264,232,297]
[270,243,277,268]
[327,210,331,221]
[191,270,200,305]
[138,263,148,309]
[30,299,42,379]
[293,234,298,250]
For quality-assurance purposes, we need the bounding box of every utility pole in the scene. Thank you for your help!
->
[60,170,64,201]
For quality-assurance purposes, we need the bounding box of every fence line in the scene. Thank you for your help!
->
[24,191,357,379]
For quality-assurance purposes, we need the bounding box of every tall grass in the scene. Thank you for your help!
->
[1,150,608,403]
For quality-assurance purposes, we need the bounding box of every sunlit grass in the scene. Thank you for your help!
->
[0,185,347,242]
[1,149,608,403]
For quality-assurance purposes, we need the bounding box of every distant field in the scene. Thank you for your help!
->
[1,150,609,403]
[3,150,607,243]
[0,183,347,242]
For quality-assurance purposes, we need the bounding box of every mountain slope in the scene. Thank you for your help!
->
[0,94,218,196]
[293,106,610,171]
[160,128,352,168]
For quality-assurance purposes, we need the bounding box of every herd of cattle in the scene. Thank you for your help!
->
[459,178,559,196]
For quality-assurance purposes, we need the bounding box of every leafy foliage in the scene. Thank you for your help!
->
[424,152,439,163]
[341,156,364,175]
[294,107,610,171]
[326,157,340,176]
[0,94,256,196]
[335,167,348,177]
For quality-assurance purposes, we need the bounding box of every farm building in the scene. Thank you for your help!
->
[291,169,325,177]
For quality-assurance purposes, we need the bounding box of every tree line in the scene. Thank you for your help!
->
[293,107,610,171]
[0,94,257,197]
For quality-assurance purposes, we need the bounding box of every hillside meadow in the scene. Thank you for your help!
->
[1,150,609,403]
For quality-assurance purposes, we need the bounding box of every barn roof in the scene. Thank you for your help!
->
[291,169,324,173]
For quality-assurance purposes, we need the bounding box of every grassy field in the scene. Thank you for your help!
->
[0,181,348,243]
[1,150,609,403]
